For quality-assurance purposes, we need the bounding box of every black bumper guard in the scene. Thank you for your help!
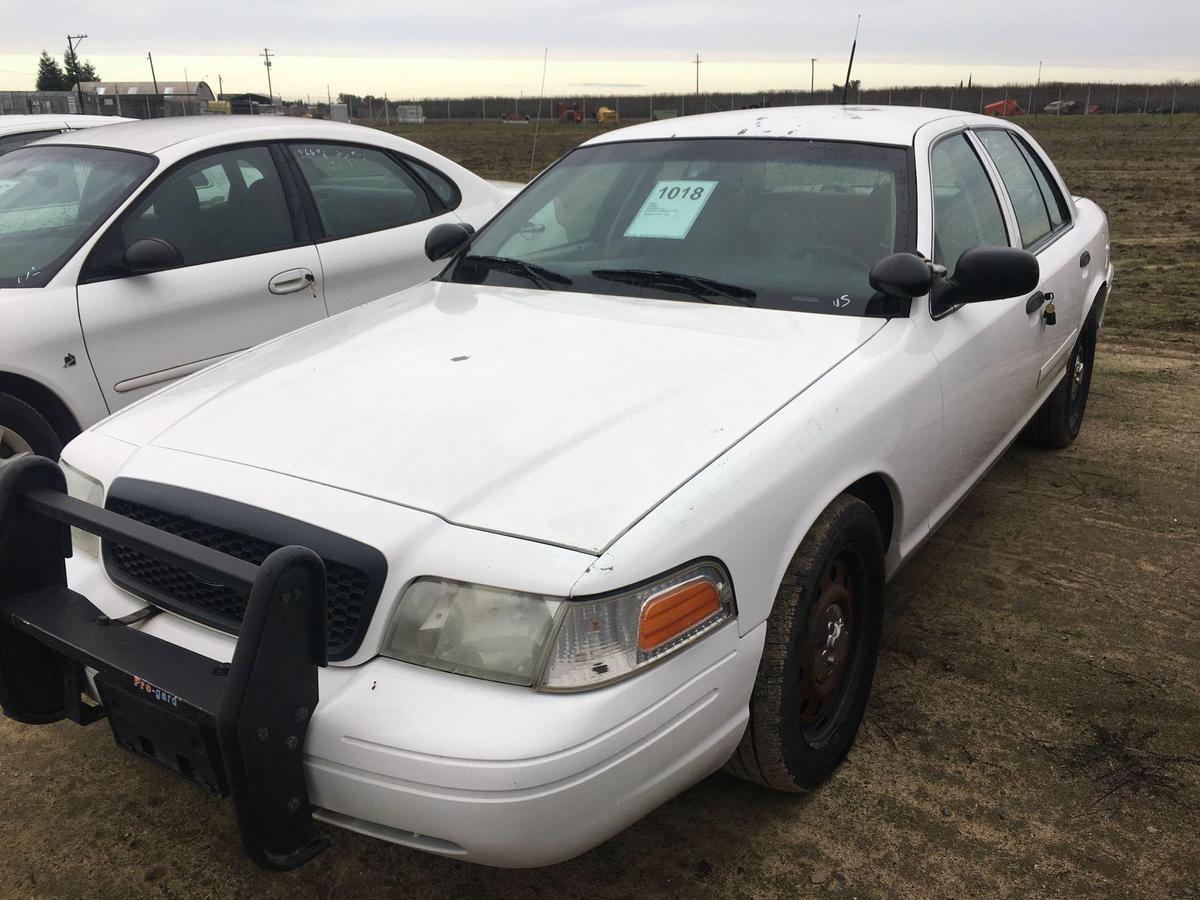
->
[0,455,329,870]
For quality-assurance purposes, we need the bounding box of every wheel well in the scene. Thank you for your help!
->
[845,474,895,553]
[0,373,82,446]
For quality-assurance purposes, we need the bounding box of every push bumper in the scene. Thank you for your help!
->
[2,453,761,869]
[0,455,330,870]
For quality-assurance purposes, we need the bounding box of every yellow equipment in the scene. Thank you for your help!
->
[595,106,620,125]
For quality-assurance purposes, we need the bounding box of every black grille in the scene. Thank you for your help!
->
[103,491,384,661]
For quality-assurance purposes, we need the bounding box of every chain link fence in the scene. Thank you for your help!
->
[386,81,1198,124]
[0,90,205,119]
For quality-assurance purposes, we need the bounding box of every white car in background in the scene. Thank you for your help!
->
[0,106,1111,869]
[0,116,509,459]
[0,113,134,158]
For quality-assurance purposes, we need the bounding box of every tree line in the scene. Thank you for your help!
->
[35,47,100,92]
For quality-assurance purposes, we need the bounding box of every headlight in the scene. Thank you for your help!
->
[60,461,103,558]
[540,561,734,691]
[381,579,562,686]
[381,561,734,691]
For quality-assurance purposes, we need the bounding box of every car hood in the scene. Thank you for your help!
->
[96,281,886,553]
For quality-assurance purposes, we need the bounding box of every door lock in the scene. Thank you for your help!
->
[1042,292,1057,327]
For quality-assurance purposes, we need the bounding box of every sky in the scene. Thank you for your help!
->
[2,0,1198,100]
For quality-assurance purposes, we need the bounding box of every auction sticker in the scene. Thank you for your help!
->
[624,180,718,239]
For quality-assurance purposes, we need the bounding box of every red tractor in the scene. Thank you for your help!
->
[557,101,585,123]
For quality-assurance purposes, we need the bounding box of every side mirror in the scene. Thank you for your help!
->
[124,237,183,274]
[937,246,1040,306]
[869,252,933,298]
[425,222,474,261]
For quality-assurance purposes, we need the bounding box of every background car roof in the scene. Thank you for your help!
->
[35,115,415,155]
[583,105,995,148]
[0,113,132,136]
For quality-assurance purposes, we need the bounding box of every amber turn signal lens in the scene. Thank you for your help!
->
[638,579,722,653]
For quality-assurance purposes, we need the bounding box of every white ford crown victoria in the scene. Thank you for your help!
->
[0,106,1111,869]
[0,116,508,460]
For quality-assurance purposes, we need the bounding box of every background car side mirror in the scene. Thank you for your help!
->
[123,237,183,274]
[935,246,1040,308]
[425,222,474,261]
[869,252,934,298]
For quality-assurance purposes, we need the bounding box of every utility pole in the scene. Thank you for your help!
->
[1036,60,1042,86]
[147,51,159,94]
[694,52,701,95]
[811,58,816,94]
[218,74,223,97]
[67,34,88,110]
[260,48,275,104]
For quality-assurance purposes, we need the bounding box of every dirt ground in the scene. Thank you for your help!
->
[1,114,1197,899]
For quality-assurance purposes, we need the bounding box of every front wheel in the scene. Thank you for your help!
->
[1024,314,1098,449]
[725,494,885,791]
[0,392,62,462]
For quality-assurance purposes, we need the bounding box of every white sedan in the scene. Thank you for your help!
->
[1,106,1111,869]
[0,116,509,459]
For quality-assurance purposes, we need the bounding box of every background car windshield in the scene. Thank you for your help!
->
[450,138,912,317]
[0,146,153,288]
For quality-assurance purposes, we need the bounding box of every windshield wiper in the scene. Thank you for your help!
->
[589,268,756,305]
[462,255,572,288]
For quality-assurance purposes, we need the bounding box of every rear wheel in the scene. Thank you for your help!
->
[0,392,62,462]
[726,495,884,791]
[1024,315,1097,449]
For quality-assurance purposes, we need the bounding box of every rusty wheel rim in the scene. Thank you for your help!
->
[797,551,858,741]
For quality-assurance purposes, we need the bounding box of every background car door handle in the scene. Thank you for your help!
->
[269,268,316,295]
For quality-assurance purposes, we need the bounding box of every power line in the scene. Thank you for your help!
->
[66,34,87,107]
[260,47,275,102]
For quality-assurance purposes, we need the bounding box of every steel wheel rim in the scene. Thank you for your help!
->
[796,550,861,746]
[1068,326,1094,431]
[0,424,33,462]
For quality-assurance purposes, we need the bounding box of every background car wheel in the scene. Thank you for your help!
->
[0,392,63,462]
[725,494,884,791]
[1023,314,1098,449]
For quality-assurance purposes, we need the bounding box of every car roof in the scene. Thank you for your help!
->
[0,113,130,136]
[583,105,994,148]
[35,115,402,155]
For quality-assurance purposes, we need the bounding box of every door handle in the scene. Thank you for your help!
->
[268,268,316,295]
[1079,250,1091,268]
[1025,290,1048,315]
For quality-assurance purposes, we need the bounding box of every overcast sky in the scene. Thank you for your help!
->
[2,0,1197,98]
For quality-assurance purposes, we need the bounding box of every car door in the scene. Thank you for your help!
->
[921,131,1044,521]
[284,141,463,315]
[77,143,327,410]
[973,128,1083,388]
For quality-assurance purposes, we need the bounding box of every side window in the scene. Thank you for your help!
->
[1012,134,1070,229]
[976,130,1054,248]
[94,145,295,276]
[930,135,1009,270]
[406,158,459,209]
[289,143,436,239]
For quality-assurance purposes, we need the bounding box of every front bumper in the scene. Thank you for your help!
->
[0,455,761,868]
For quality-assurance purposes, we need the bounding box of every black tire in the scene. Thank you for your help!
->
[1023,314,1098,449]
[0,392,62,461]
[726,494,885,791]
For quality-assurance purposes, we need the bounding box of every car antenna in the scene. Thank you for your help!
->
[529,48,549,181]
[841,14,861,105]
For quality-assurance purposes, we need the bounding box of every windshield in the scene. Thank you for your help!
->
[0,146,155,287]
[446,138,913,317]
